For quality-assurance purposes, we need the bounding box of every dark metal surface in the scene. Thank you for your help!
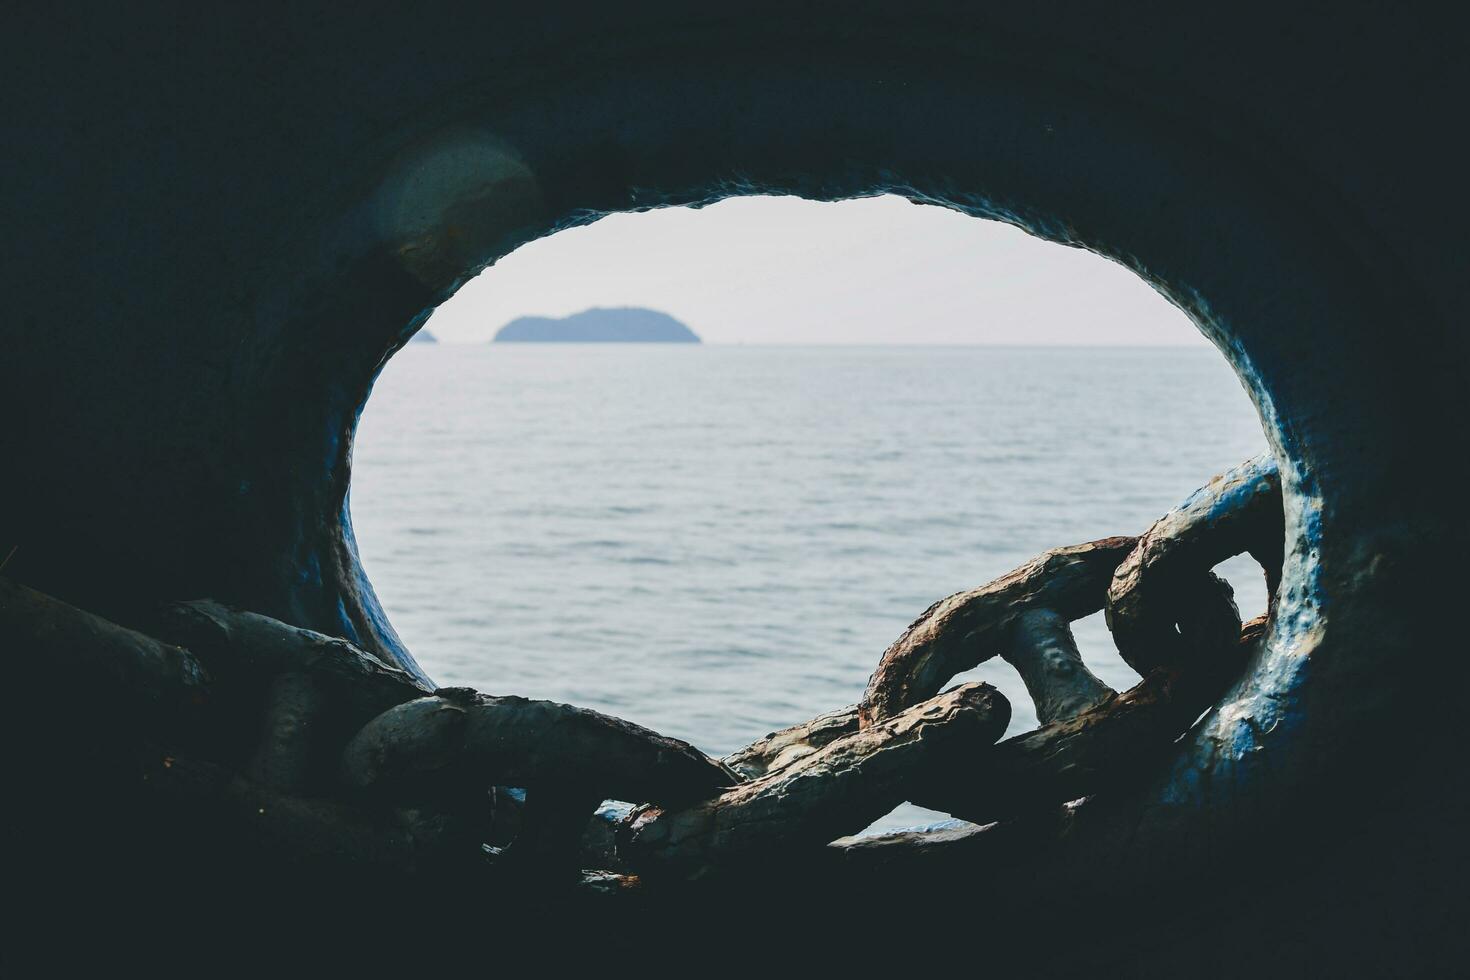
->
[0,2,1465,971]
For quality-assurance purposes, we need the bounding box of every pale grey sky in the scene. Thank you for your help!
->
[424,194,1206,346]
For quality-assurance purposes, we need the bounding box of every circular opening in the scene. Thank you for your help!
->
[304,52,1368,851]
[351,194,1273,831]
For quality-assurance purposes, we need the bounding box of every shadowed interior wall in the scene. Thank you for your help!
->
[1,2,1465,969]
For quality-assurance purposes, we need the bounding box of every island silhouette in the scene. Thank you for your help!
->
[493,307,700,343]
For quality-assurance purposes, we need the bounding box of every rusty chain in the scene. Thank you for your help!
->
[622,453,1283,875]
[0,454,1286,888]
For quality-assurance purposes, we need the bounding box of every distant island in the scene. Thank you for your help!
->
[492,307,700,343]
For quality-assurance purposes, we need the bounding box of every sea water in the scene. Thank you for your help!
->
[351,345,1269,832]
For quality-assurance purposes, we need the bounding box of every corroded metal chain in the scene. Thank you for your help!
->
[0,455,1284,890]
[622,453,1283,876]
[863,454,1281,725]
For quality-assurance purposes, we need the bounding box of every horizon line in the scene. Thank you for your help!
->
[413,339,1212,349]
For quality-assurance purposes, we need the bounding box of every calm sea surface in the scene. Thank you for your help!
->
[351,345,1269,832]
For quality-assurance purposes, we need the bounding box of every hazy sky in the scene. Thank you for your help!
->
[424,194,1206,346]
